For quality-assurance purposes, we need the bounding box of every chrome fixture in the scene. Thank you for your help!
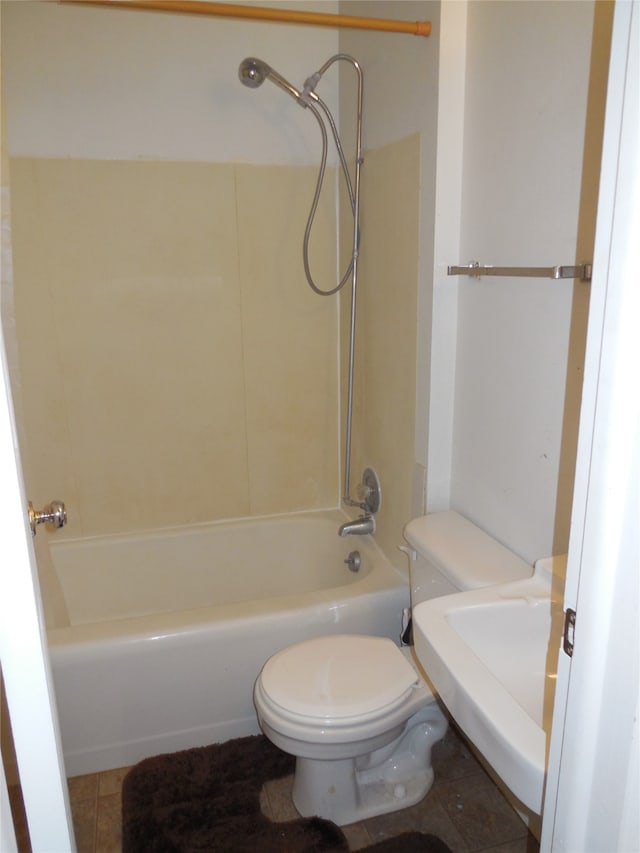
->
[28,500,67,536]
[239,53,367,515]
[238,57,305,103]
[339,468,380,536]
[344,550,361,572]
[447,262,592,282]
[358,467,381,515]
[339,514,375,537]
[238,53,362,297]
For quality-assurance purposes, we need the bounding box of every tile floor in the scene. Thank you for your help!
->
[10,725,540,852]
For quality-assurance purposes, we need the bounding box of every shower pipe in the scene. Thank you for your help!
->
[314,56,363,510]
[59,0,432,37]
[239,54,366,511]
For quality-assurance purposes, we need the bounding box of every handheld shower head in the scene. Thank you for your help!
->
[238,57,269,89]
[238,57,306,105]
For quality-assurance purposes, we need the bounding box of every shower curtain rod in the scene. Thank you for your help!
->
[58,0,431,37]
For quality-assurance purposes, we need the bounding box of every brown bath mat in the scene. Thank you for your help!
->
[122,734,452,852]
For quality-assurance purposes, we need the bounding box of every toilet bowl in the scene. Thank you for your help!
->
[253,511,533,826]
[253,634,448,825]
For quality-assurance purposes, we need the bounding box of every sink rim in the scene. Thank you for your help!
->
[413,566,561,814]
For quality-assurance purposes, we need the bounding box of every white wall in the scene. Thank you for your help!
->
[442,1,605,564]
[2,0,339,163]
[339,1,438,150]
[426,0,467,514]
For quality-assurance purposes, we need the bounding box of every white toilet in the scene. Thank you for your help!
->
[253,511,532,826]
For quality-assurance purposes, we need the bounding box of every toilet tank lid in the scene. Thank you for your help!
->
[403,511,532,589]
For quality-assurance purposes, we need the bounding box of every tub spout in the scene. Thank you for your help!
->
[338,514,376,537]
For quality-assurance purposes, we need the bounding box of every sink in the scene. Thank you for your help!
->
[412,556,566,813]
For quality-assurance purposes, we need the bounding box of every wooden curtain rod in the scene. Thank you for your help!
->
[59,0,431,37]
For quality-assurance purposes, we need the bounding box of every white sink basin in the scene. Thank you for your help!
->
[413,557,566,814]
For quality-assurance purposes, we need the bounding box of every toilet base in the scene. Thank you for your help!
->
[292,756,435,826]
[290,703,447,826]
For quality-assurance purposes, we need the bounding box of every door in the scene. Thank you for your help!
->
[0,256,75,850]
[541,2,639,850]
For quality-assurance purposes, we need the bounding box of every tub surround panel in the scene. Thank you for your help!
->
[341,134,421,570]
[10,158,338,538]
[338,3,440,567]
[236,165,338,515]
[33,534,70,631]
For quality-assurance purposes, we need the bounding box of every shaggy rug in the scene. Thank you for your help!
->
[122,734,452,852]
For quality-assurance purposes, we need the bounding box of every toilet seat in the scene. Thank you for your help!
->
[259,635,419,724]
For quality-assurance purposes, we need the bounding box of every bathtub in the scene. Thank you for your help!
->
[47,510,409,776]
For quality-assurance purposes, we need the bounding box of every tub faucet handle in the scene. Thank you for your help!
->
[28,499,67,536]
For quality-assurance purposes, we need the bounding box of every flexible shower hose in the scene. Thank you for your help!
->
[303,97,358,296]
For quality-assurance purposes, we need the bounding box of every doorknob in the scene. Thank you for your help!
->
[28,500,67,536]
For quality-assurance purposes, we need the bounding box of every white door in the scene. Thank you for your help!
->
[541,1,639,850]
[0,252,75,849]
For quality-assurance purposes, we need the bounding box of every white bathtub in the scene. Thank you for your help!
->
[47,511,409,776]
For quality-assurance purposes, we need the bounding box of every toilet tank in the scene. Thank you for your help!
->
[403,511,532,605]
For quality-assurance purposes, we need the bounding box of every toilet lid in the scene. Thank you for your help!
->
[260,635,418,720]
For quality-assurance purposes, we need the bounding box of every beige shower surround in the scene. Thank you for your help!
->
[10,134,419,551]
[10,158,338,536]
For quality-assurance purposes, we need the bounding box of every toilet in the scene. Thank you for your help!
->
[253,511,532,825]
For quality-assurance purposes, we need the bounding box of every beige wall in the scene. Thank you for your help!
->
[10,158,338,538]
[341,134,422,567]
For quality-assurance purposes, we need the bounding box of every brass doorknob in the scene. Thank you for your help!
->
[28,500,67,536]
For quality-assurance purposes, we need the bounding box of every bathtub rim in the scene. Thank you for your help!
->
[49,506,360,549]
[47,508,409,648]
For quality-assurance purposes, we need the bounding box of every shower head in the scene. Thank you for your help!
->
[238,57,306,105]
[238,57,269,89]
